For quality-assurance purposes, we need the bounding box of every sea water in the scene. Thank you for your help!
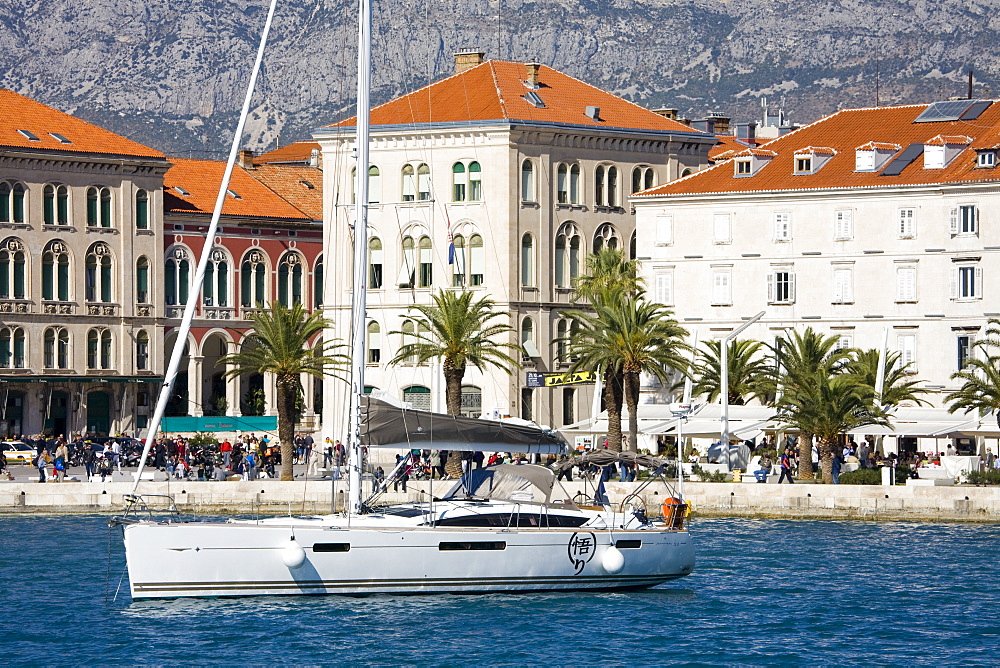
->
[1,514,998,665]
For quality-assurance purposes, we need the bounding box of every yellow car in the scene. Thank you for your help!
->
[1,441,34,465]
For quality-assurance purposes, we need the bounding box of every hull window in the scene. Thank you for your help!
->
[439,541,507,551]
[312,543,351,553]
[432,513,587,528]
[615,540,642,549]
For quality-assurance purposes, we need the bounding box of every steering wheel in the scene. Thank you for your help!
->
[618,492,647,515]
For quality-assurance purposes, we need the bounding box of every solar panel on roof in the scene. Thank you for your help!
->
[880,143,924,176]
[960,100,992,120]
[914,99,977,123]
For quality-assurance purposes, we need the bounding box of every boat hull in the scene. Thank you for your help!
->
[123,522,694,599]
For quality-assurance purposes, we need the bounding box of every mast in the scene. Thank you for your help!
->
[346,0,372,515]
[129,0,279,494]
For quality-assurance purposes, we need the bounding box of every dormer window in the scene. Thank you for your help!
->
[733,149,775,177]
[976,150,997,169]
[923,135,972,169]
[792,146,835,175]
[855,142,901,172]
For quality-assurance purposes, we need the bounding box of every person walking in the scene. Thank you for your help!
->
[36,448,50,482]
[54,441,69,482]
[778,447,795,484]
[832,450,843,484]
[306,445,321,478]
[220,439,233,468]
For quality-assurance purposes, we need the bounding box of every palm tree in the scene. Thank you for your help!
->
[389,289,521,476]
[848,348,929,408]
[947,318,1000,429]
[692,338,770,405]
[564,297,688,451]
[219,301,346,481]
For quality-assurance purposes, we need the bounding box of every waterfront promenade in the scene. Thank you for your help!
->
[3,468,999,521]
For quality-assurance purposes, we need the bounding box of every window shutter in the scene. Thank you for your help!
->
[975,266,983,298]
[949,207,959,235]
[835,210,852,239]
[949,267,959,299]
[788,272,796,302]
[974,206,980,235]
[713,213,731,243]
[766,272,774,302]
[655,215,672,246]
[655,273,672,305]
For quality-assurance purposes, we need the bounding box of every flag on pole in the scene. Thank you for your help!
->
[445,206,455,265]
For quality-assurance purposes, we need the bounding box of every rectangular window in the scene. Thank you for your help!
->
[655,272,673,306]
[773,212,791,242]
[713,213,731,244]
[950,205,978,235]
[521,388,533,421]
[897,334,917,370]
[735,160,751,175]
[957,335,974,370]
[711,269,731,306]
[952,266,982,300]
[795,157,812,173]
[655,215,672,246]
[562,388,575,426]
[768,270,795,304]
[834,209,853,240]
[833,268,853,303]
[898,208,916,238]
[896,266,917,302]
[835,334,853,351]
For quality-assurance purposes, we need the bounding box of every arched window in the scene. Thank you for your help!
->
[399,236,415,288]
[366,321,381,364]
[136,330,149,370]
[555,223,581,288]
[44,327,70,369]
[418,236,432,287]
[403,385,431,411]
[42,240,70,301]
[595,165,605,206]
[569,164,581,204]
[460,385,482,418]
[520,317,537,361]
[0,326,25,368]
[520,233,534,287]
[521,160,535,202]
[453,162,467,201]
[86,186,112,227]
[135,189,149,229]
[417,164,431,201]
[401,319,417,363]
[556,319,569,364]
[43,184,69,225]
[451,234,465,287]
[0,182,26,224]
[368,239,383,289]
[595,165,619,206]
[401,165,415,202]
[314,255,324,307]
[402,163,431,202]
[0,238,26,299]
[469,234,484,286]
[368,166,381,204]
[135,257,150,304]
[593,223,620,253]
[85,243,113,303]
[203,249,229,307]
[240,250,267,307]
[631,166,655,193]
[468,162,482,200]
[607,166,618,207]
[165,247,192,307]
[557,164,569,204]
[630,231,637,260]
[277,252,303,307]
[87,329,113,369]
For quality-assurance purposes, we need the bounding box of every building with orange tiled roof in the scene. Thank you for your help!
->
[0,89,169,438]
[634,99,1000,437]
[160,152,324,425]
[313,54,715,433]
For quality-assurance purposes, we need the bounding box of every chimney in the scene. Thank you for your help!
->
[653,107,679,120]
[238,149,255,170]
[585,106,601,121]
[705,113,730,134]
[735,122,757,144]
[525,61,541,88]
[454,50,485,74]
[309,148,320,168]
[690,119,715,134]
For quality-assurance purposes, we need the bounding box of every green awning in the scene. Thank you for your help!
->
[160,416,278,433]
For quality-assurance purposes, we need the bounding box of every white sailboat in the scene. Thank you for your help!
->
[112,0,695,600]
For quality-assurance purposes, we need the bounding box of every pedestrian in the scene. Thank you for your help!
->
[54,441,69,482]
[323,437,333,467]
[36,448,50,482]
[778,447,794,484]
[373,466,385,491]
[220,438,233,468]
[307,445,321,478]
[334,440,346,467]
[832,450,843,484]
[98,453,113,482]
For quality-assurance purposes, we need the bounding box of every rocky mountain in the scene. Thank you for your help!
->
[2,0,998,156]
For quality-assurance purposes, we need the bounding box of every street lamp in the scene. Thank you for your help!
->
[721,311,766,469]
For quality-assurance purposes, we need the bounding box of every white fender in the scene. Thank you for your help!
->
[602,545,625,574]
[281,539,307,569]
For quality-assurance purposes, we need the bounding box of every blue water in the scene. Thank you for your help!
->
[2,515,998,665]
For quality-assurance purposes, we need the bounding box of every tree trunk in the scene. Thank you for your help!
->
[818,437,835,485]
[276,376,297,481]
[443,360,465,477]
[624,369,640,451]
[604,366,624,452]
[797,433,815,480]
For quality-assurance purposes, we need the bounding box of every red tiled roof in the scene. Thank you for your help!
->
[709,134,755,162]
[257,141,320,164]
[637,101,1000,197]
[0,89,163,159]
[857,141,902,151]
[250,165,323,220]
[163,158,316,221]
[794,145,837,155]
[925,134,972,146]
[327,61,701,134]
[739,148,777,158]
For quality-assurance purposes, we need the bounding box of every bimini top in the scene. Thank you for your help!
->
[360,397,568,454]
[443,464,560,504]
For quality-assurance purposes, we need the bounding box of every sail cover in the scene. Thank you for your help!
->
[360,397,568,453]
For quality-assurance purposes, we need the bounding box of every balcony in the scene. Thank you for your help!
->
[203,307,236,320]
[86,302,120,316]
[42,301,76,315]
[0,299,33,314]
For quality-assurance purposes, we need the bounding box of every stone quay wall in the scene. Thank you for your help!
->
[3,478,1000,522]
